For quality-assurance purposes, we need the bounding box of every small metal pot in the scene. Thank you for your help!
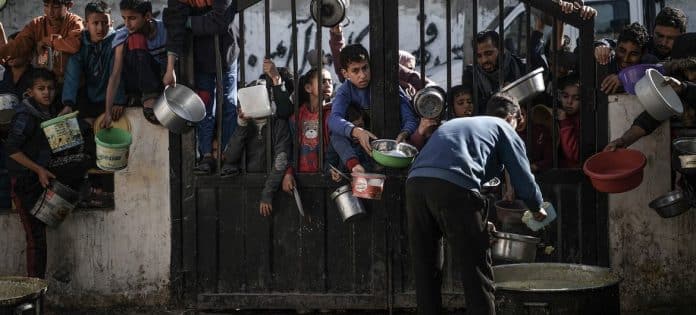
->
[491,231,540,262]
[500,67,545,103]
[330,185,366,222]
[413,85,446,118]
[648,190,693,218]
[311,0,347,27]
[153,85,206,134]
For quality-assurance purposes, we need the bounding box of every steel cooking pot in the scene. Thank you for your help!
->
[494,199,527,225]
[311,0,347,27]
[500,67,545,103]
[0,276,47,315]
[635,68,683,121]
[648,189,693,218]
[412,85,446,118]
[330,185,366,222]
[491,231,540,262]
[153,85,206,134]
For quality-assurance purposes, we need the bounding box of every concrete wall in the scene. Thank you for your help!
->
[608,94,696,312]
[0,109,171,308]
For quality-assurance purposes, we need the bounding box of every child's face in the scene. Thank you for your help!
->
[342,60,371,89]
[44,2,71,23]
[616,40,642,70]
[305,69,334,99]
[121,9,149,34]
[86,12,111,42]
[560,84,581,115]
[452,92,473,118]
[27,79,56,107]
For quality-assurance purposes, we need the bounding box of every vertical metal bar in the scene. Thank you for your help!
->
[419,0,426,79]
[264,0,272,173]
[214,36,224,174]
[525,3,532,151]
[471,0,479,112]
[446,0,452,93]
[497,0,504,90]
[291,0,299,172]
[551,16,559,169]
[239,11,246,87]
[316,0,324,172]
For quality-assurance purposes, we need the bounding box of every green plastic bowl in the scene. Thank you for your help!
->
[371,139,418,168]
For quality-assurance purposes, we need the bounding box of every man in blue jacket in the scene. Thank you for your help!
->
[406,93,547,315]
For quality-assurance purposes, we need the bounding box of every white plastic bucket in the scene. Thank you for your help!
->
[40,112,83,153]
[237,85,272,118]
[31,180,79,226]
[95,128,132,171]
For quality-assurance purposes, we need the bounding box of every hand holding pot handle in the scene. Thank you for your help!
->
[662,76,684,94]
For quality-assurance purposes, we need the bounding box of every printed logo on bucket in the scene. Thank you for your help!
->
[354,178,368,192]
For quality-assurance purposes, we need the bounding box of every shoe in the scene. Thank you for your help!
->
[194,157,215,175]
[220,163,240,177]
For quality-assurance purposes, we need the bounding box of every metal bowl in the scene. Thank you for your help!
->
[413,85,446,118]
[500,67,545,103]
[491,231,540,262]
[371,139,419,168]
[648,190,693,218]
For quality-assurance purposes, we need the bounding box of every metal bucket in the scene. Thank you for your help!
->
[494,263,621,315]
[30,180,79,227]
[0,276,47,315]
[330,185,366,222]
[153,85,206,134]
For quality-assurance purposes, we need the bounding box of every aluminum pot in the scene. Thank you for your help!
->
[494,263,621,315]
[494,199,527,225]
[310,0,347,27]
[412,85,446,118]
[635,68,683,121]
[0,276,48,315]
[330,185,366,222]
[153,85,206,134]
[648,190,693,218]
[491,231,540,262]
[500,67,545,103]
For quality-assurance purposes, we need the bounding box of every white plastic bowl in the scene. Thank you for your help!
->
[635,68,683,121]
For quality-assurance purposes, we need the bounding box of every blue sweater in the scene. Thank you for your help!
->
[409,116,543,211]
[62,30,126,106]
[328,80,418,138]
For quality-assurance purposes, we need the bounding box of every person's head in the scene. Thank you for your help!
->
[299,68,333,106]
[399,50,416,71]
[448,84,473,118]
[486,93,521,129]
[346,105,365,128]
[43,0,73,24]
[119,0,152,34]
[340,44,371,89]
[615,22,650,70]
[665,57,696,82]
[85,1,112,43]
[653,7,688,57]
[558,73,581,116]
[26,69,57,107]
[474,30,500,73]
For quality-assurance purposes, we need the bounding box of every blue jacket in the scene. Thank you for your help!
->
[409,116,543,211]
[62,30,126,106]
[328,79,418,142]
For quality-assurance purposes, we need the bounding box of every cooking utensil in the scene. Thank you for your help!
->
[371,139,418,168]
[491,231,540,262]
[310,0,348,27]
[648,190,693,218]
[635,68,683,121]
[583,149,646,193]
[500,67,545,103]
[329,164,351,181]
[618,63,665,95]
[494,263,621,315]
[0,93,18,126]
[153,85,206,134]
[494,199,527,225]
[292,187,305,217]
[330,185,366,222]
[351,172,386,200]
[0,276,48,315]
[412,85,446,118]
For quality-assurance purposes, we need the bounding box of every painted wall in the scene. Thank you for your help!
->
[0,109,171,308]
[608,94,696,313]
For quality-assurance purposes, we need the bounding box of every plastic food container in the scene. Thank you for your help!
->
[351,173,386,200]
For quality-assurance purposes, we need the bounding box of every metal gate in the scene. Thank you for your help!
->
[169,0,609,312]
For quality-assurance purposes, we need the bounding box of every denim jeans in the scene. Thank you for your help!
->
[195,61,238,156]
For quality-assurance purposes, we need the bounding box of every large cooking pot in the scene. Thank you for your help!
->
[494,263,621,315]
[491,231,540,262]
[0,276,47,315]
[500,67,545,103]
[494,199,527,225]
[412,85,446,118]
[330,185,366,222]
[635,68,683,121]
[310,0,348,27]
[153,85,206,134]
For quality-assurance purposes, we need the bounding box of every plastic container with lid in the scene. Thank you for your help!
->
[238,85,273,118]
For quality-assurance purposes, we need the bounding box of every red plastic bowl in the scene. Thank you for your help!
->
[583,149,647,193]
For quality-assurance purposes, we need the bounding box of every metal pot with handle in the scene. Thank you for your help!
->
[330,185,366,222]
[311,0,348,27]
[153,85,206,134]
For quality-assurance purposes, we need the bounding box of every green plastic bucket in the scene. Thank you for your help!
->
[95,128,132,171]
[40,111,83,153]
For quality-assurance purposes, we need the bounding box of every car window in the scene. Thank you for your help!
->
[590,1,630,40]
